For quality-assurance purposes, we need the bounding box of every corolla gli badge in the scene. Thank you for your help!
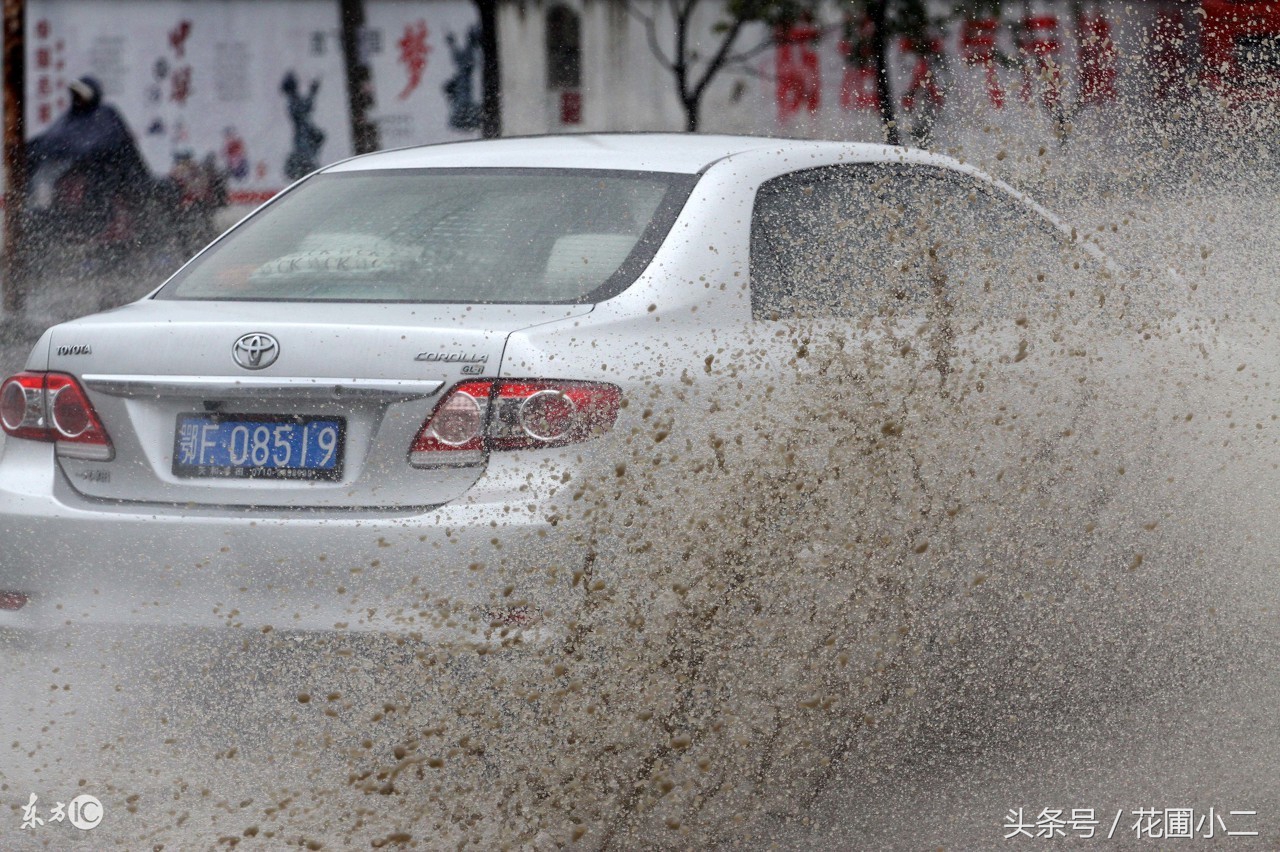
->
[232,332,280,370]
[415,352,488,363]
[416,351,488,375]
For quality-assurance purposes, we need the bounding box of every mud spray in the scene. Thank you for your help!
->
[5,48,1280,852]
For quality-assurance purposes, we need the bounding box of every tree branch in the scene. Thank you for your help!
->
[721,28,777,67]
[672,0,691,100]
[624,0,675,71]
[690,17,745,104]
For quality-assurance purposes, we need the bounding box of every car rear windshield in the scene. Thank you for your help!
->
[157,168,698,304]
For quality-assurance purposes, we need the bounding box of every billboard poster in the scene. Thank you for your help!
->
[26,0,481,203]
[366,2,487,147]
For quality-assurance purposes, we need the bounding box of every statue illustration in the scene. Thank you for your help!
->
[443,27,483,132]
[281,71,326,179]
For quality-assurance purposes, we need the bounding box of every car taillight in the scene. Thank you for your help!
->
[410,379,621,468]
[0,371,113,460]
[409,380,492,467]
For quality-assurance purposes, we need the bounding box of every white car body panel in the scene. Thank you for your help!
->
[44,300,591,508]
[0,133,1103,638]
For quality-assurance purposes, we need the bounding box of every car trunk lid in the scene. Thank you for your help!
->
[46,299,592,509]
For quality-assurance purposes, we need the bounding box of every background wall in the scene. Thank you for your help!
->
[28,0,483,201]
[502,0,1199,149]
[22,0,1213,199]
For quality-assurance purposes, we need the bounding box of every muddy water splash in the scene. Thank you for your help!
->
[5,113,1280,851]
[330,162,1270,847]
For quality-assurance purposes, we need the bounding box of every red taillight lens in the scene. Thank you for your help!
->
[409,380,491,467]
[487,380,622,451]
[0,372,113,460]
[0,373,47,441]
[410,379,621,468]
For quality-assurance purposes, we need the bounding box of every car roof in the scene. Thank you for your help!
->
[316,133,1101,261]
[321,133,941,176]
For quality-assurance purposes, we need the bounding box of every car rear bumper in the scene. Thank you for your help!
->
[0,440,584,639]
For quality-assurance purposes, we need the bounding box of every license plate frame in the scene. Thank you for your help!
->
[172,413,346,481]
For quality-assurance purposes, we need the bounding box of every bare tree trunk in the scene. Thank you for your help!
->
[629,0,762,136]
[475,0,502,138]
[683,97,699,131]
[869,0,900,146]
[3,0,25,314]
[339,0,380,154]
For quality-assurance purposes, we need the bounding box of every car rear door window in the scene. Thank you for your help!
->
[920,174,1108,324]
[750,165,937,320]
[750,164,1103,322]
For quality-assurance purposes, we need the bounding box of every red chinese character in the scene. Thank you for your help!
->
[1019,15,1062,110]
[169,20,192,58]
[38,103,51,123]
[35,20,49,40]
[776,22,821,121]
[961,18,1004,108]
[1151,9,1188,100]
[170,66,192,104]
[841,66,880,111]
[839,16,880,111]
[35,48,49,70]
[36,76,50,96]
[1078,14,1116,103]
[900,36,944,112]
[397,20,431,100]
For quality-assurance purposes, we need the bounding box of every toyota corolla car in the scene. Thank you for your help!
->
[0,134,1110,642]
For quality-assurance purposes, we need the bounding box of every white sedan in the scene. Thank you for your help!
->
[0,133,1110,641]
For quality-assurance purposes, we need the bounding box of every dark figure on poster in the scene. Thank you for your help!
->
[281,72,326,179]
[23,76,226,278]
[26,76,154,242]
[444,27,483,131]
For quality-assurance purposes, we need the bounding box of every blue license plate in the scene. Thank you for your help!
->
[172,414,345,480]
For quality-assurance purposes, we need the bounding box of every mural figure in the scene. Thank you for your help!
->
[23,75,223,272]
[281,71,325,179]
[26,75,153,235]
[398,20,432,100]
[223,126,249,181]
[443,26,483,131]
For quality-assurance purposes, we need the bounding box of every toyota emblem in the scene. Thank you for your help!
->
[232,332,280,370]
